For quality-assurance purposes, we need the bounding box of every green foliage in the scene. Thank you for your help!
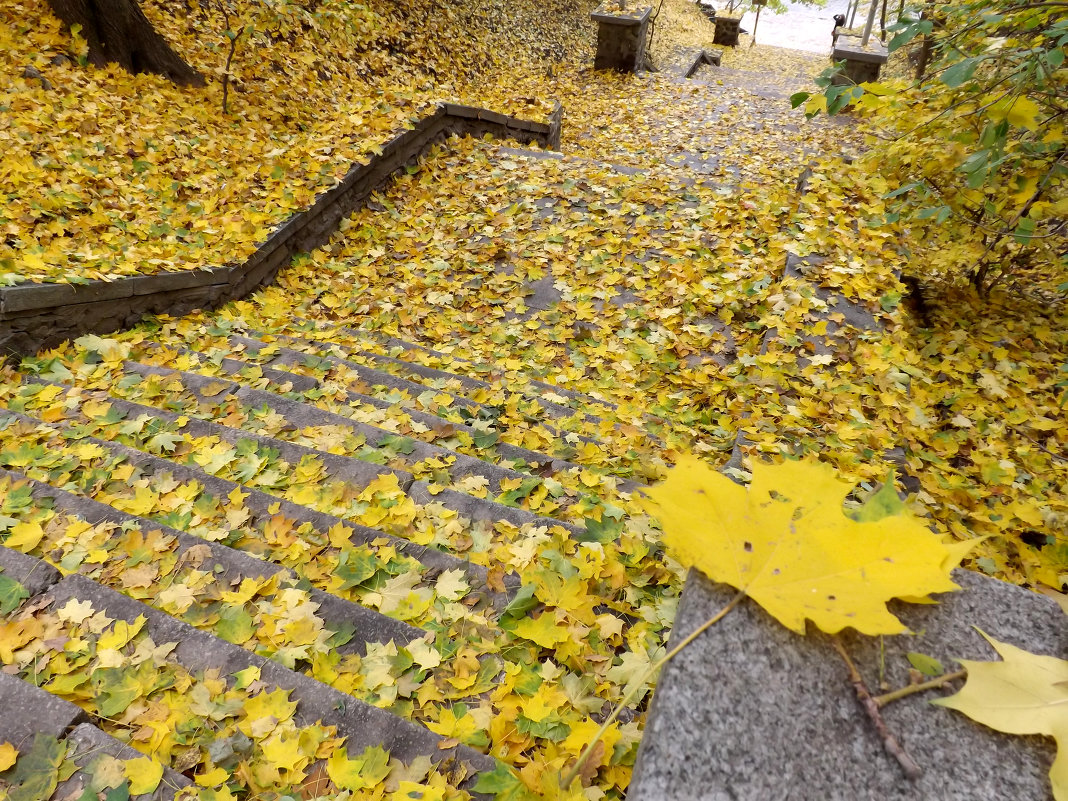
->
[796,0,1067,297]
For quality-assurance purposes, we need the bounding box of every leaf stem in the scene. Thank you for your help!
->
[873,669,967,708]
[831,636,923,781]
[560,588,747,790]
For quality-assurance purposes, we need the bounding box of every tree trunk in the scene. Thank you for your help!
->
[46,0,204,86]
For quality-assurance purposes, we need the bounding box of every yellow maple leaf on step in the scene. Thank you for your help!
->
[933,631,1068,801]
[642,456,967,635]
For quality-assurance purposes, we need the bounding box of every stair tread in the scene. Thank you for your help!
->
[1,470,425,654]
[43,574,495,777]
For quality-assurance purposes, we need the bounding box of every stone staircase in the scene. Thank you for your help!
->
[0,54,856,798]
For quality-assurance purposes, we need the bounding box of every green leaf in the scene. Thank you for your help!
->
[888,20,931,52]
[146,431,182,454]
[907,650,945,677]
[2,734,66,801]
[217,606,255,644]
[501,583,538,622]
[879,292,902,313]
[471,762,538,801]
[1013,216,1036,245]
[472,430,500,449]
[579,515,623,544]
[941,58,980,88]
[790,91,810,109]
[94,668,142,717]
[852,472,906,522]
[0,570,29,614]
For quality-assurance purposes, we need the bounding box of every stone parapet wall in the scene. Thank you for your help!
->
[1,102,562,357]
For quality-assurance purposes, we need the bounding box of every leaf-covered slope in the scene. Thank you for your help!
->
[1,0,587,286]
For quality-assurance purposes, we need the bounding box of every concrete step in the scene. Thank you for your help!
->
[58,723,191,801]
[1,380,585,541]
[0,409,494,596]
[684,64,797,100]
[0,471,424,655]
[123,337,661,485]
[241,330,641,441]
[11,373,594,530]
[37,574,495,788]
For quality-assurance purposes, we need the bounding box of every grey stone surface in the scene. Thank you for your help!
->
[57,723,190,801]
[629,568,1066,800]
[0,543,60,596]
[0,672,87,745]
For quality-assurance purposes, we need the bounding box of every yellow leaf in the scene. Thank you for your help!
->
[512,612,571,648]
[642,456,964,635]
[239,688,297,738]
[124,756,163,795]
[0,742,17,771]
[988,95,1041,131]
[390,782,446,801]
[260,731,308,774]
[934,631,1068,801]
[196,766,230,787]
[5,521,44,552]
[97,616,146,651]
[326,745,391,792]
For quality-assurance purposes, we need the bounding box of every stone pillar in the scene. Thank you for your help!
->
[831,35,889,85]
[591,6,652,72]
[713,16,742,46]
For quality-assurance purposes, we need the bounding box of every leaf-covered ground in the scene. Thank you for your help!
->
[1,0,1066,799]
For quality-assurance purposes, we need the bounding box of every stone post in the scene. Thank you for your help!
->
[831,34,889,85]
[591,5,652,72]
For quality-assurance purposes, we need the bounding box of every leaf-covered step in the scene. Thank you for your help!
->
[11,574,492,795]
[54,361,637,532]
[0,471,423,657]
[209,339,658,484]
[129,339,639,487]
[0,411,496,601]
[54,372,584,539]
[0,709,189,801]
[39,331,665,485]
[8,374,588,532]
[328,321,626,415]
[58,723,191,801]
[0,479,473,717]
[279,321,625,418]
[249,330,628,432]
[101,361,617,515]
[234,332,651,463]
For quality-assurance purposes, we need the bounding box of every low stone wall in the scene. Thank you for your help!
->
[1,102,562,357]
[685,48,723,78]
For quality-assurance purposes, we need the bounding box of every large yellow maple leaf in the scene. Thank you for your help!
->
[933,632,1068,801]
[643,456,966,635]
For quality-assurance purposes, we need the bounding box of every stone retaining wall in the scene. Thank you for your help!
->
[1,102,562,357]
